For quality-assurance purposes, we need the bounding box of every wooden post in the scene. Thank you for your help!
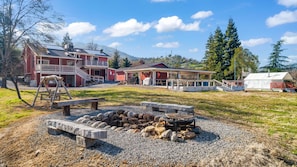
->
[91,102,98,110]
[63,106,71,116]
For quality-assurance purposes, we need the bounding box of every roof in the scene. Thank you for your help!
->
[117,62,215,74]
[27,43,109,58]
[118,62,168,71]
[244,72,293,81]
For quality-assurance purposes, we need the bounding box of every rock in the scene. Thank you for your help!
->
[90,116,97,120]
[154,115,160,122]
[97,122,107,128]
[115,127,124,131]
[83,115,91,119]
[127,111,136,118]
[142,126,155,133]
[170,132,178,142]
[159,129,172,140]
[116,109,125,115]
[91,121,101,128]
[141,132,150,137]
[96,113,104,121]
[138,113,144,119]
[86,121,94,126]
[75,117,84,123]
[182,131,196,139]
[155,127,166,136]
[110,126,117,130]
[129,124,139,129]
[81,119,89,124]
[35,150,40,157]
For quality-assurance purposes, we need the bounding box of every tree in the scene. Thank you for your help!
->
[110,50,120,69]
[223,18,241,79]
[121,57,131,67]
[0,0,62,93]
[229,47,259,80]
[61,33,73,48]
[86,40,98,50]
[203,27,225,80]
[263,40,288,72]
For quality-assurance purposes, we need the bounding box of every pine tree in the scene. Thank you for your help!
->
[263,40,288,72]
[203,27,225,80]
[223,18,241,79]
[61,33,73,47]
[122,57,132,67]
[110,50,120,69]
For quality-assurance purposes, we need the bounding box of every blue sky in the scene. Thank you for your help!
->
[50,0,297,66]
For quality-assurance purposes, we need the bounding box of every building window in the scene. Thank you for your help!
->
[67,60,75,66]
[37,59,49,64]
[95,70,100,75]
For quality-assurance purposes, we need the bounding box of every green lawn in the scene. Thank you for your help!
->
[1,86,296,155]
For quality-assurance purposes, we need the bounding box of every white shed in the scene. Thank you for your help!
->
[244,72,294,91]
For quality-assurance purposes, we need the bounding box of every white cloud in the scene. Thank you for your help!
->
[241,38,272,47]
[154,16,200,32]
[108,42,122,48]
[189,48,198,53]
[54,22,96,38]
[281,32,297,44]
[191,11,213,20]
[153,42,179,48]
[266,10,297,27]
[278,0,297,7]
[103,19,151,37]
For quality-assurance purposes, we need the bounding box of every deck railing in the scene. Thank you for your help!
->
[36,64,75,73]
[84,60,108,67]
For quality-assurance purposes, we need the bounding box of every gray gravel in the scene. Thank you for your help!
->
[36,105,256,166]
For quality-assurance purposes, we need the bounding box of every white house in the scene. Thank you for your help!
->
[244,72,295,92]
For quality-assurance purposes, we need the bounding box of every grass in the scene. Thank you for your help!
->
[0,86,296,155]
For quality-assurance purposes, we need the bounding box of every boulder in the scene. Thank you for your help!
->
[159,129,172,139]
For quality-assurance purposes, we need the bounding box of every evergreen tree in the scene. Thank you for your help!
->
[223,18,241,79]
[110,50,120,69]
[203,27,225,80]
[122,57,132,67]
[61,33,73,47]
[263,40,288,72]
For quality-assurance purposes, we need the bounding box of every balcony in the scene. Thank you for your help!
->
[36,64,75,74]
[84,60,108,68]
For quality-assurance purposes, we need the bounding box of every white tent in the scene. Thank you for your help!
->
[244,72,293,91]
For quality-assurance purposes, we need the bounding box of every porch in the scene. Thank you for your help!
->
[118,67,216,92]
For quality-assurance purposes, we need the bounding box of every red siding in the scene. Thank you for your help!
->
[116,71,125,81]
[108,69,115,81]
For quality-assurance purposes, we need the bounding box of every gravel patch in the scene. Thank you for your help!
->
[34,105,256,166]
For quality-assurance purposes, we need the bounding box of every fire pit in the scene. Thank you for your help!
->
[75,107,200,142]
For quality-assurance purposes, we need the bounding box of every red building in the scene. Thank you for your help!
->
[115,63,217,92]
[23,42,114,87]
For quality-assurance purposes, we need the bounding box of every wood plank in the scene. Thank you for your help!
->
[53,98,105,107]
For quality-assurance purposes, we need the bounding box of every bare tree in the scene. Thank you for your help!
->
[87,40,98,50]
[0,0,62,98]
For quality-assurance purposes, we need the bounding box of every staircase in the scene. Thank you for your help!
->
[75,67,104,86]
[76,67,91,81]
[213,80,234,92]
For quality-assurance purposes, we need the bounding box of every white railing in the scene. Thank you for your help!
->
[84,60,108,67]
[36,64,75,73]
[75,67,91,80]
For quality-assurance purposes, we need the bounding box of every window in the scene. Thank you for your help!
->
[67,60,75,66]
[37,59,49,64]
[95,70,100,75]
